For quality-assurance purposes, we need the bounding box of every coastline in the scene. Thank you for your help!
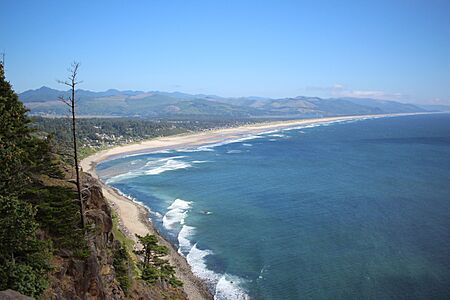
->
[80,113,422,299]
[83,159,214,300]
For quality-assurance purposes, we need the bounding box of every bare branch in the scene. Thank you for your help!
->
[57,79,71,86]
[58,95,72,107]
[58,61,85,229]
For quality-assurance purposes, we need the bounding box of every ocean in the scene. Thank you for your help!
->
[97,113,450,300]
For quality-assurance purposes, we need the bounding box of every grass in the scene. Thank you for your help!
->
[111,211,141,276]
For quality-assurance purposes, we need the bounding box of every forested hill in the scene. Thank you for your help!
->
[0,64,190,299]
[20,86,430,118]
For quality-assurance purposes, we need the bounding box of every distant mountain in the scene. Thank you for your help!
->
[19,86,67,102]
[19,86,429,118]
[418,104,450,112]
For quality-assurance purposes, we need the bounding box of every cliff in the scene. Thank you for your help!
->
[43,173,188,300]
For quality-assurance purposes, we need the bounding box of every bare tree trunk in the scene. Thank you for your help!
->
[59,62,85,229]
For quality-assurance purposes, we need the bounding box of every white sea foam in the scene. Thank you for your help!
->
[242,143,252,147]
[228,135,263,144]
[122,152,147,159]
[215,274,250,300]
[192,160,209,164]
[144,159,191,175]
[176,146,215,153]
[144,156,186,165]
[162,199,192,230]
[268,133,285,138]
[105,172,141,185]
[186,243,219,285]
[152,211,163,218]
[178,225,195,255]
[130,159,141,165]
[227,150,242,154]
[122,150,171,158]
[184,243,250,300]
[106,156,192,183]
[177,135,263,153]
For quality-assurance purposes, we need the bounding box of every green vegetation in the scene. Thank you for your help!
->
[21,86,426,118]
[22,186,88,257]
[0,63,185,297]
[0,63,87,297]
[135,234,183,287]
[113,243,132,295]
[0,196,52,297]
[32,116,254,160]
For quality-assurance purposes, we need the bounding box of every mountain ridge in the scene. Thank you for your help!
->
[20,86,436,118]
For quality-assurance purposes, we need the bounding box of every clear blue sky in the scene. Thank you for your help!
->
[1,0,449,104]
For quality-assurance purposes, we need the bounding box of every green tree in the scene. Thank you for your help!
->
[0,195,52,297]
[0,63,33,194]
[0,62,61,195]
[134,234,182,286]
[135,234,168,265]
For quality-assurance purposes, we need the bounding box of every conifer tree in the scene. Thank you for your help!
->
[0,195,52,297]
[0,61,33,194]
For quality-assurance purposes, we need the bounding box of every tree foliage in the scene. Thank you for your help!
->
[0,63,62,194]
[0,63,86,297]
[0,63,34,193]
[0,196,52,297]
[134,234,182,287]
[113,243,131,295]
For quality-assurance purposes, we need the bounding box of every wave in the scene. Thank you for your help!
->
[268,133,286,138]
[242,143,252,147]
[281,116,380,132]
[185,244,250,300]
[121,149,172,159]
[186,244,218,285]
[144,158,191,175]
[106,156,192,183]
[176,146,216,153]
[215,274,250,300]
[162,199,192,230]
[178,225,195,255]
[177,135,264,154]
[227,150,242,154]
[179,232,250,300]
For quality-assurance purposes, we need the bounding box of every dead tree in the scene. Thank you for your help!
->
[58,62,85,229]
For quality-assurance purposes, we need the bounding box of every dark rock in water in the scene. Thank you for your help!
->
[0,290,34,300]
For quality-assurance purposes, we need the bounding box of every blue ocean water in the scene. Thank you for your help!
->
[97,114,450,300]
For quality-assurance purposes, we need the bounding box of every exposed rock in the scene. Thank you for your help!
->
[43,173,188,300]
[0,290,34,300]
[44,174,125,300]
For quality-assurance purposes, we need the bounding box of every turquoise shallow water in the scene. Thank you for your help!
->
[97,114,450,300]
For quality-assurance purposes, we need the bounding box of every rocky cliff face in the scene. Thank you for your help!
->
[43,175,124,299]
[43,174,187,300]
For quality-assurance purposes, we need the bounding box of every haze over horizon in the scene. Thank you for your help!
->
[1,0,449,104]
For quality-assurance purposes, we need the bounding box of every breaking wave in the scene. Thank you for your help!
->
[105,156,192,183]
[178,227,250,300]
[162,199,192,230]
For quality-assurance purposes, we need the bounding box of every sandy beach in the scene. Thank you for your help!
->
[80,113,417,299]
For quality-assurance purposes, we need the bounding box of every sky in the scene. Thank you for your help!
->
[1,0,449,104]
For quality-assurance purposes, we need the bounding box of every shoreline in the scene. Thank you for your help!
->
[80,112,424,299]
[83,159,214,300]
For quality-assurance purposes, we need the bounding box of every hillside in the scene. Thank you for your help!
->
[20,86,428,118]
[0,63,196,299]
